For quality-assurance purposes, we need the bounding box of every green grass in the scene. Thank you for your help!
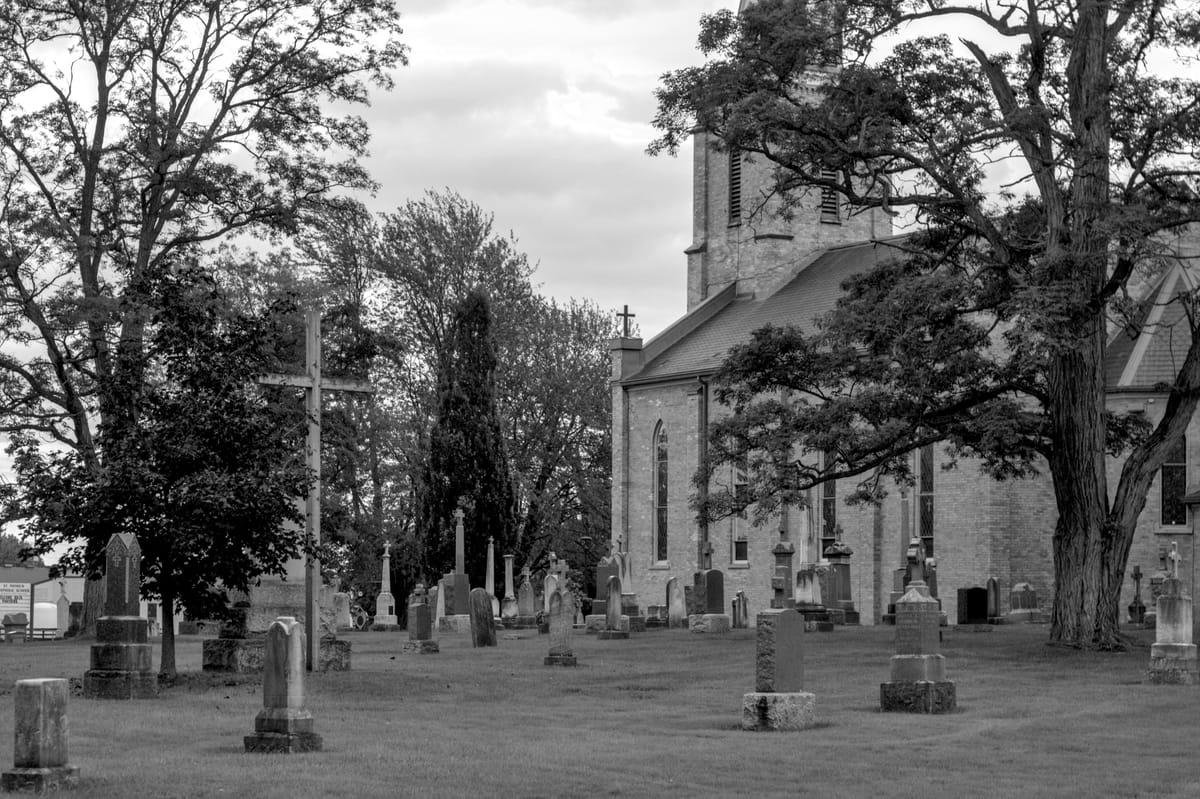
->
[0,624,1196,798]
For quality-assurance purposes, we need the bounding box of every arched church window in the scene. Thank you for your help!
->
[1162,435,1187,526]
[653,423,669,562]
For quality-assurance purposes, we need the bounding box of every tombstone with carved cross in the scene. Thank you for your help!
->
[82,534,158,699]
[1148,541,1198,684]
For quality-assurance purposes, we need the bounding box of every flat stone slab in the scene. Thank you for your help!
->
[244,732,323,753]
[880,680,956,713]
[1,766,80,793]
[741,692,817,731]
[689,614,731,634]
[401,640,440,654]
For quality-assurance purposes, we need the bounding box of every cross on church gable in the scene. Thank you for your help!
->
[617,305,636,338]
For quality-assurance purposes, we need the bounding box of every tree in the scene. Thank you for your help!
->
[7,266,311,677]
[0,533,41,565]
[416,288,516,584]
[0,0,405,631]
[650,0,1200,648]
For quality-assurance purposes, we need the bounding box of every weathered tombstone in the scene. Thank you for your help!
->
[771,539,796,609]
[438,509,472,633]
[690,569,731,633]
[485,537,500,618]
[1128,565,1147,624]
[1,678,79,792]
[501,554,519,623]
[83,533,157,699]
[1146,543,1197,684]
[794,564,834,631]
[469,588,498,648]
[244,617,322,753]
[374,541,399,628]
[2,613,28,644]
[597,576,630,640]
[732,590,750,629]
[56,587,70,638]
[956,587,990,626]
[544,589,577,666]
[332,593,353,631]
[543,574,560,615]
[667,577,687,629]
[742,609,815,731]
[823,541,859,624]
[985,577,1001,622]
[516,566,537,626]
[1006,582,1044,623]
[403,584,439,654]
[880,582,956,713]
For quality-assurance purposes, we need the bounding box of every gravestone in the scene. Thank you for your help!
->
[403,584,439,654]
[667,577,687,629]
[243,617,322,753]
[501,554,519,623]
[544,588,577,666]
[880,582,956,713]
[56,587,70,638]
[690,569,731,633]
[985,577,1001,623]
[771,540,796,609]
[373,541,399,629]
[956,587,990,626]
[332,593,353,631]
[742,609,815,731]
[485,537,500,618]
[597,575,630,640]
[1,678,79,793]
[543,573,560,615]
[1147,544,1197,684]
[513,566,537,628]
[794,564,834,631]
[438,509,472,633]
[83,533,158,699]
[469,588,498,648]
[732,590,749,629]
[822,541,859,624]
[1128,565,1147,624]
[1006,582,1045,623]
[2,613,28,643]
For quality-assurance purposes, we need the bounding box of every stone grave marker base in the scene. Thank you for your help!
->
[879,680,956,713]
[243,732,323,753]
[544,653,578,666]
[583,615,606,633]
[81,670,158,700]
[369,623,401,632]
[689,614,732,634]
[504,615,537,630]
[1,766,80,793]
[402,640,440,654]
[741,692,816,731]
[1146,642,1199,684]
[437,614,471,634]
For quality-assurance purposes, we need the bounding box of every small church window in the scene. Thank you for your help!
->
[819,168,840,225]
[918,444,935,557]
[654,423,669,562]
[1162,435,1187,526]
[728,147,743,227]
[732,459,749,563]
[820,452,837,556]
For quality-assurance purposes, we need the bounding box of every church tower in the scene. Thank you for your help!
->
[685,0,890,310]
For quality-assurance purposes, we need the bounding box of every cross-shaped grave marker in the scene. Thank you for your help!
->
[1168,541,1182,579]
[259,309,374,670]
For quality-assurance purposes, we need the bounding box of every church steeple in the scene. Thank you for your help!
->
[684,0,887,311]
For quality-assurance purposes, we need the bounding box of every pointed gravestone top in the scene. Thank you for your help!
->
[105,533,141,617]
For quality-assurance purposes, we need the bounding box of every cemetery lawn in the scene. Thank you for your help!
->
[0,624,1194,799]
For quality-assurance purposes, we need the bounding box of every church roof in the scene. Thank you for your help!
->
[1106,261,1199,391]
[624,237,907,384]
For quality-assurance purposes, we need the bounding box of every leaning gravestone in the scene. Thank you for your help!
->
[880,582,956,713]
[742,609,815,730]
[469,588,498,648]
[403,584,439,654]
[83,533,157,699]
[544,589,577,666]
[597,576,630,640]
[244,617,322,753]
[1,678,80,792]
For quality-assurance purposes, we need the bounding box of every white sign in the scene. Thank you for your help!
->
[0,582,30,619]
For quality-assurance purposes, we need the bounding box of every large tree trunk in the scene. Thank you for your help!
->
[79,577,105,639]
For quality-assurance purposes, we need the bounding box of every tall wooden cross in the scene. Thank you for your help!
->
[617,305,636,338]
[259,309,374,670]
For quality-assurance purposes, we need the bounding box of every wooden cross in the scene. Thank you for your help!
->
[617,305,636,338]
[1168,542,1182,579]
[259,309,374,670]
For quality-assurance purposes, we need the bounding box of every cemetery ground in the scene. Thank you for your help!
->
[0,624,1195,799]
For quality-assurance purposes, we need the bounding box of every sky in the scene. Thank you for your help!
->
[355,0,733,340]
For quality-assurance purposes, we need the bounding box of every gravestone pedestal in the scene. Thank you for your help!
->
[1147,574,1198,684]
[742,610,815,731]
[690,569,732,634]
[244,617,322,753]
[880,583,955,713]
[1,678,80,793]
[83,534,158,700]
[403,587,439,655]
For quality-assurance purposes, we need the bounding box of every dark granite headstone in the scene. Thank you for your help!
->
[695,569,724,614]
[986,577,1000,619]
[755,609,805,692]
[469,588,497,647]
[105,533,141,617]
[956,587,989,625]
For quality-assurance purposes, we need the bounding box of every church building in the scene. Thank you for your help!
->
[608,3,1200,624]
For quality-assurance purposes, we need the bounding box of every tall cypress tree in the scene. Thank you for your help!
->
[417,288,516,584]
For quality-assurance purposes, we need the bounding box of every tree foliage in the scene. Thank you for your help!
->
[652,0,1200,648]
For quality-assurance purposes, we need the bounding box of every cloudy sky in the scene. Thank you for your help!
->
[357,0,732,339]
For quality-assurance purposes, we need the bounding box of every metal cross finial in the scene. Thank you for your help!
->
[617,305,636,338]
